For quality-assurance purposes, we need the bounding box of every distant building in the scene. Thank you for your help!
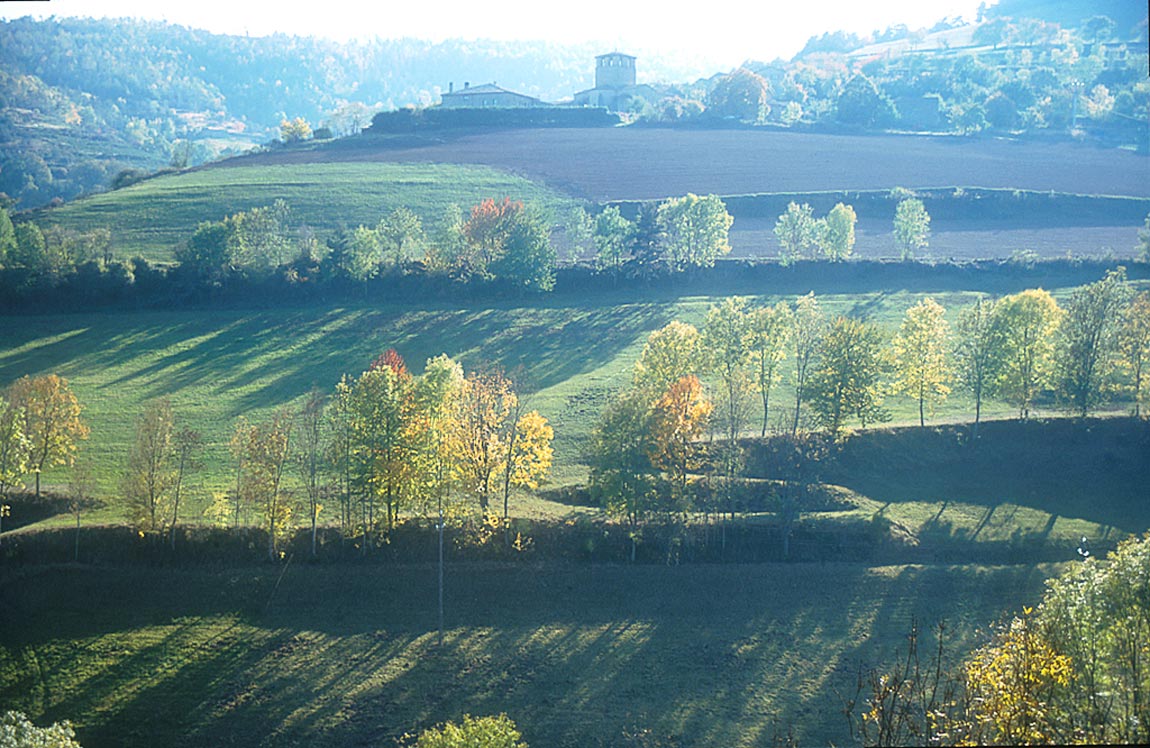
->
[439,82,547,109]
[573,52,658,112]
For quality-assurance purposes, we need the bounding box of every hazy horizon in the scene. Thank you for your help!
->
[0,0,992,72]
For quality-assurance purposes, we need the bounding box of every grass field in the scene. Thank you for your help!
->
[33,162,576,263]
[0,560,1061,748]
[5,144,1150,746]
[1,281,1146,747]
[0,286,1106,507]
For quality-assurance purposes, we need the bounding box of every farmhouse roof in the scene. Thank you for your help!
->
[446,83,509,95]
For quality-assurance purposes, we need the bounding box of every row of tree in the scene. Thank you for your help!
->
[589,272,1150,535]
[773,192,934,263]
[1,194,736,296]
[118,351,553,561]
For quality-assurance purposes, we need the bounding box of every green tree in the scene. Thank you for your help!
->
[893,197,931,260]
[836,73,897,128]
[774,202,819,265]
[954,297,1005,432]
[588,388,658,554]
[818,202,857,261]
[996,288,1064,419]
[1056,268,1132,417]
[491,206,556,292]
[655,193,733,270]
[701,296,753,447]
[891,297,951,427]
[748,301,792,437]
[177,220,233,283]
[805,316,890,436]
[5,374,89,497]
[412,714,526,748]
[336,353,415,538]
[122,398,176,534]
[0,207,16,267]
[592,205,635,271]
[790,292,825,435]
[376,207,426,273]
[1119,292,1150,416]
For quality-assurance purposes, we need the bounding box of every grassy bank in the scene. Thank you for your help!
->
[0,560,1059,748]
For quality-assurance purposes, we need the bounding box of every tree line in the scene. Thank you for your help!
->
[0,351,554,562]
[0,194,736,300]
[2,272,1147,560]
[588,271,1150,545]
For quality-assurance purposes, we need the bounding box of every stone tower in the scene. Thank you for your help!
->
[595,52,637,90]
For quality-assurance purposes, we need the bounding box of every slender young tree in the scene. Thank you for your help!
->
[123,398,176,534]
[296,388,327,558]
[454,368,516,515]
[891,297,952,427]
[236,410,294,561]
[701,296,753,447]
[893,197,931,260]
[1055,268,1132,417]
[1119,291,1150,416]
[748,301,793,437]
[954,298,1005,434]
[790,292,826,435]
[169,426,203,550]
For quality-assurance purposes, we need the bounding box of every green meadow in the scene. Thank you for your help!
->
[33,162,577,263]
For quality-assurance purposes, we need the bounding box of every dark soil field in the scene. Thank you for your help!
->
[229,127,1150,260]
[728,217,1144,260]
[241,127,1150,202]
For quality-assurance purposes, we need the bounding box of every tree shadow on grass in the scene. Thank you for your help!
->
[0,302,671,422]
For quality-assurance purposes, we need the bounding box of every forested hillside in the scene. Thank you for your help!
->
[2,4,1147,211]
[0,18,696,208]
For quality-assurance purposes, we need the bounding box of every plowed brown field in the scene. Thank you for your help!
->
[244,127,1150,201]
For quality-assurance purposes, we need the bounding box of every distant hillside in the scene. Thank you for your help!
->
[0,17,701,209]
[987,0,1149,35]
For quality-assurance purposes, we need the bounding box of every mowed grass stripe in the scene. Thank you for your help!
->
[36,162,577,262]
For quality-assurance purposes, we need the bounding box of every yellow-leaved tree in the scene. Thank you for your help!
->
[649,375,713,509]
[5,374,89,497]
[891,297,952,427]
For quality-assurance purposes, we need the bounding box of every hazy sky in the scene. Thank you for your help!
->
[0,0,992,67]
